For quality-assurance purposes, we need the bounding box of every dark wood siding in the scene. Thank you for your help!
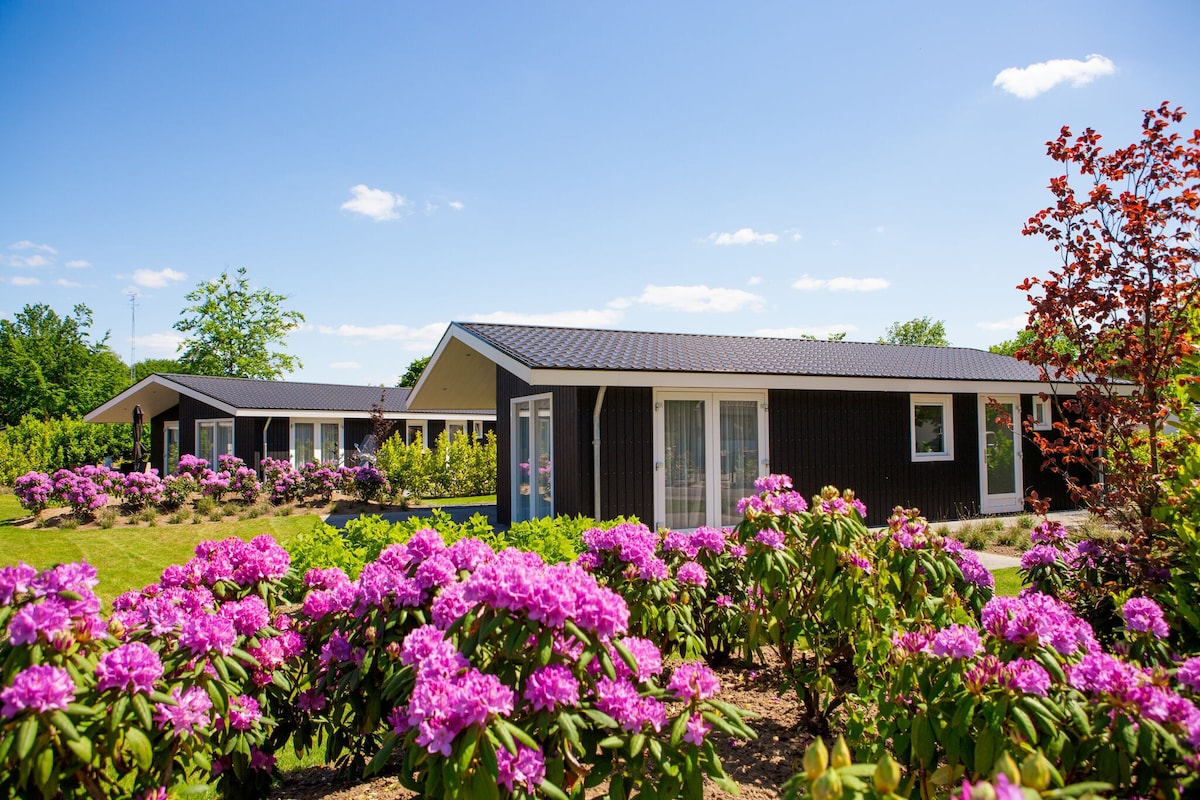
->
[177,396,231,459]
[767,390,980,526]
[597,387,654,524]
[150,405,180,476]
[1020,395,1085,513]
[234,418,259,469]
[344,419,373,466]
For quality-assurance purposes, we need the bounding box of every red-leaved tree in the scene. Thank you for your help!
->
[1018,102,1199,538]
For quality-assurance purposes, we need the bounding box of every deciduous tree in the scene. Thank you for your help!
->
[877,317,950,346]
[174,267,305,379]
[1018,101,1200,536]
[397,355,431,388]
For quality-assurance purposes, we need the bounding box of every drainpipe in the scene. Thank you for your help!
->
[592,387,606,518]
[261,417,273,478]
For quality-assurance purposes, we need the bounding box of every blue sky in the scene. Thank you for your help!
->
[2,1,1198,386]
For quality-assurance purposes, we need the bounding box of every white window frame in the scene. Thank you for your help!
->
[1031,397,1053,431]
[652,389,769,530]
[511,393,554,523]
[910,394,954,462]
[472,420,484,439]
[406,421,428,447]
[163,421,180,476]
[195,419,234,467]
[446,420,468,441]
[290,419,343,466]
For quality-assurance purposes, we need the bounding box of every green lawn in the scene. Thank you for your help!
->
[992,566,1021,597]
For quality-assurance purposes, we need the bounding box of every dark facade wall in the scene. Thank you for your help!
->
[427,420,447,446]
[1019,396,1084,513]
[150,405,180,476]
[344,419,373,465]
[495,367,586,525]
[767,389,980,526]
[234,418,259,468]
[597,387,654,524]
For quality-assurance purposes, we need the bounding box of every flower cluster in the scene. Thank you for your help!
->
[13,471,55,514]
[122,469,165,510]
[737,473,810,517]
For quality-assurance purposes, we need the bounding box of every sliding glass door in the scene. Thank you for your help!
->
[512,395,553,523]
[656,391,767,530]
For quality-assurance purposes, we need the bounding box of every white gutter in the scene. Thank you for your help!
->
[592,387,606,519]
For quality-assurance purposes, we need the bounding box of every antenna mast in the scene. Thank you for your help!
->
[128,290,139,382]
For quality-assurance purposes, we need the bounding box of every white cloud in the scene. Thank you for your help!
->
[994,54,1115,99]
[318,321,446,347]
[10,276,40,286]
[756,324,859,339]
[133,331,185,357]
[635,284,766,313]
[2,253,52,268]
[708,228,779,246]
[65,259,91,268]
[469,308,625,328]
[131,268,187,288]
[341,184,406,221]
[448,200,464,211]
[791,275,890,292]
[977,314,1029,332]
[9,241,57,254]
[747,276,763,286]
[55,278,82,288]
[329,361,362,370]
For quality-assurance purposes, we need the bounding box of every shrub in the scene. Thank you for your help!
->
[0,414,132,485]
[121,469,164,512]
[13,471,55,516]
[157,473,196,511]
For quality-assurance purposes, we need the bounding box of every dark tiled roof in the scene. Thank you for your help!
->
[160,374,411,412]
[457,323,1047,383]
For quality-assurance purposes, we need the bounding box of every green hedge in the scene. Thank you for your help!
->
[0,415,133,485]
[376,429,496,499]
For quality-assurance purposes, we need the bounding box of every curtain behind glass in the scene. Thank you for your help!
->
[198,425,214,467]
[720,400,758,526]
[664,399,706,530]
[321,423,339,463]
[533,398,553,518]
[513,402,531,522]
[294,423,315,466]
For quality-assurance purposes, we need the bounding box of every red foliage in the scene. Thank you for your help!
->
[1018,102,1200,535]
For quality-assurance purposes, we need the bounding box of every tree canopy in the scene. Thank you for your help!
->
[877,317,950,346]
[398,355,431,388]
[1018,101,1200,536]
[0,303,131,426]
[174,267,305,379]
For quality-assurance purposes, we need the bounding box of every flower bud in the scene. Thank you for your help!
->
[1020,751,1051,792]
[993,752,1020,785]
[812,767,843,800]
[108,617,126,640]
[830,736,852,769]
[803,738,829,779]
[364,626,378,644]
[970,780,996,800]
[873,752,902,794]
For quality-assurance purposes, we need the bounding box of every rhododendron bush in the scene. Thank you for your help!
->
[3,472,1200,798]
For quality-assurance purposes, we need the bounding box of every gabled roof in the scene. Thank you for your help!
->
[85,373,493,424]
[455,323,1045,381]
[407,322,1060,411]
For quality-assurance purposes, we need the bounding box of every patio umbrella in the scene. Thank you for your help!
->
[132,404,144,469]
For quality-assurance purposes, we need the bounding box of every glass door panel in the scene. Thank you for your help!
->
[720,400,759,526]
[321,423,340,463]
[984,400,1017,496]
[294,423,315,466]
[664,399,707,530]
[533,398,553,519]
[513,401,531,523]
[164,423,180,476]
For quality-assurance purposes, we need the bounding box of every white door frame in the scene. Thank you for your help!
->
[978,395,1024,514]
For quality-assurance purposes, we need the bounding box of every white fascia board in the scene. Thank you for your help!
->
[85,374,238,422]
[525,368,1079,396]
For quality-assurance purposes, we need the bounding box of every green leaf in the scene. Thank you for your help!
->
[599,735,625,749]
[1009,706,1037,744]
[33,746,54,794]
[48,710,80,742]
[365,733,399,777]
[539,779,571,800]
[131,693,154,730]
[124,727,153,771]
[67,736,94,764]
[16,715,38,761]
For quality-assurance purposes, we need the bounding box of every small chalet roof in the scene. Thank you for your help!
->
[407,322,1060,411]
[85,373,492,424]
[455,323,1045,381]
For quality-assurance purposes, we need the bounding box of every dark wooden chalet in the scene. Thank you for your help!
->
[406,322,1080,528]
[85,374,495,476]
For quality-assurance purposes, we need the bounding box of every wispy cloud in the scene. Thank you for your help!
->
[977,314,1029,332]
[994,54,1115,99]
[469,309,624,328]
[133,332,185,357]
[792,275,890,292]
[747,276,762,286]
[65,259,91,269]
[55,278,82,288]
[447,200,464,211]
[341,184,407,221]
[131,268,187,288]
[756,324,858,339]
[708,228,778,246]
[318,321,446,347]
[329,361,362,370]
[635,284,766,313]
[9,241,57,254]
[2,254,52,268]
[10,276,40,286]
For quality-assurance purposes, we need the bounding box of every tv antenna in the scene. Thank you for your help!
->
[127,290,139,382]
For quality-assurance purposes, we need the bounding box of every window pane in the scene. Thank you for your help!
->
[448,423,466,440]
[217,422,233,463]
[295,423,315,466]
[513,401,531,522]
[407,425,425,446]
[197,424,214,467]
[533,398,553,519]
[321,423,340,464]
[165,424,180,476]
[720,400,758,526]
[985,401,1017,495]
[914,404,945,453]
[665,399,706,530]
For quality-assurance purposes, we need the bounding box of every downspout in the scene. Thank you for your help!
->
[592,387,606,518]
[261,417,273,478]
